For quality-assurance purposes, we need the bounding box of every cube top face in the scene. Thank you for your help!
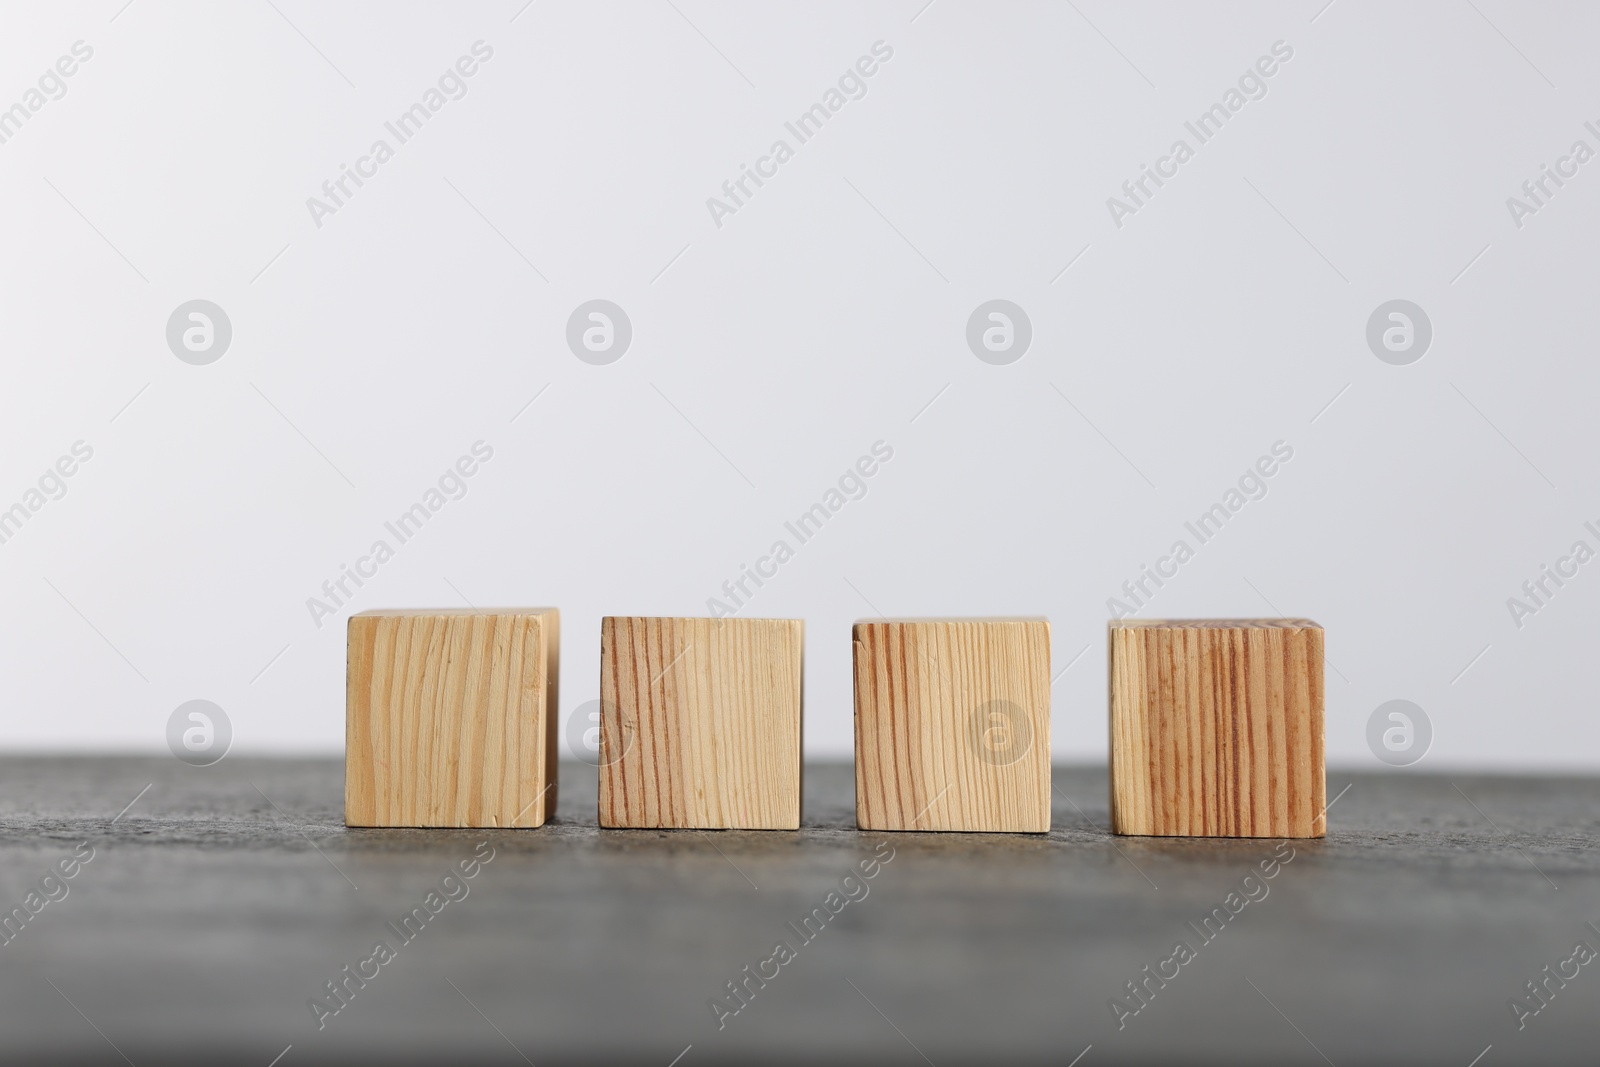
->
[1111,618,1320,630]
[853,618,1051,833]
[1109,619,1324,838]
[346,609,558,829]
[351,607,559,617]
[599,616,802,830]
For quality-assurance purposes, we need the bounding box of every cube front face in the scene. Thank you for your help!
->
[1109,619,1325,838]
[346,610,558,828]
[599,617,802,830]
[853,619,1051,833]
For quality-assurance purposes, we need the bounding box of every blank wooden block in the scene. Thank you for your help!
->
[1109,618,1325,838]
[853,618,1051,833]
[346,609,558,828]
[599,617,801,829]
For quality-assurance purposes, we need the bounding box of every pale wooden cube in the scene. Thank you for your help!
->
[346,609,558,828]
[853,618,1051,833]
[1109,618,1325,838]
[599,617,802,830]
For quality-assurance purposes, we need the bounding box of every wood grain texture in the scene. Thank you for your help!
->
[854,618,1051,833]
[346,609,558,828]
[1109,618,1324,838]
[599,617,801,829]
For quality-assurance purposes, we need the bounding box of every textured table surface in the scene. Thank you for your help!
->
[0,757,1597,1065]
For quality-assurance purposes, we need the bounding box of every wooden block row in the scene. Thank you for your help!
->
[346,611,1324,838]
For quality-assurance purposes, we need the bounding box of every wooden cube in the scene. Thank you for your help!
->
[1109,619,1325,838]
[346,609,558,828]
[599,617,801,829]
[853,618,1051,833]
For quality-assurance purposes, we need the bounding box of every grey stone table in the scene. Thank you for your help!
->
[0,758,1597,1065]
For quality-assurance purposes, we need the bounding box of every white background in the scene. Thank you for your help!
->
[2,0,1596,769]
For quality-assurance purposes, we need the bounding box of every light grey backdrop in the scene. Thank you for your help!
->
[2,0,1595,769]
